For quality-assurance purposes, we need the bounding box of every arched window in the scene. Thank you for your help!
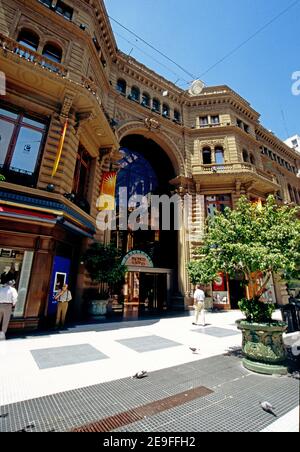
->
[215,147,224,165]
[250,153,256,165]
[174,109,181,122]
[202,147,212,165]
[141,92,150,107]
[152,98,160,113]
[116,148,158,204]
[17,29,39,51]
[130,86,140,102]
[116,79,126,95]
[42,43,62,63]
[162,103,170,118]
[243,149,249,162]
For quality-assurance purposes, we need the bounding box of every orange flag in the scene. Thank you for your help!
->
[51,119,68,177]
[97,171,117,211]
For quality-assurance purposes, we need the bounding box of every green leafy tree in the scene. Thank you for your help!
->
[188,196,300,321]
[82,242,127,297]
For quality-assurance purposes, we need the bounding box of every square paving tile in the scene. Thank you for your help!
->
[30,344,108,369]
[117,335,182,352]
[193,327,241,337]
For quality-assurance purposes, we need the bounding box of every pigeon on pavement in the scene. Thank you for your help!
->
[189,347,200,354]
[260,401,277,417]
[132,370,148,379]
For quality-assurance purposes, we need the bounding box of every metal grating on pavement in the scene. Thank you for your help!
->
[71,386,213,432]
[0,354,298,432]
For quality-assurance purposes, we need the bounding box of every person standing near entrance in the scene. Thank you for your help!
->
[0,280,18,340]
[193,284,206,326]
[55,283,72,328]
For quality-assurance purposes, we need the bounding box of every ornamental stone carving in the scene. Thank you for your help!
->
[144,117,160,131]
[199,139,226,148]
[236,321,287,365]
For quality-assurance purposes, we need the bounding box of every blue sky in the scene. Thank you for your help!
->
[104,0,300,141]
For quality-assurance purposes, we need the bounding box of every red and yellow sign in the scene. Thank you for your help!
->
[98,171,117,211]
[212,272,226,291]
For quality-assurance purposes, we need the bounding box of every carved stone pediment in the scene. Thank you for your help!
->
[144,117,160,131]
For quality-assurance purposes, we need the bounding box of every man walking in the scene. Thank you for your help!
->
[193,284,206,326]
[0,280,18,340]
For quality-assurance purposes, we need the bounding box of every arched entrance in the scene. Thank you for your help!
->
[112,134,180,316]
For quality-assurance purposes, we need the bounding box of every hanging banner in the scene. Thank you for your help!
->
[51,119,68,177]
[212,272,226,291]
[98,171,117,211]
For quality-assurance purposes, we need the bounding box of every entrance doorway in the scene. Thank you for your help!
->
[112,134,179,315]
[229,279,245,309]
[124,267,172,318]
[139,273,167,311]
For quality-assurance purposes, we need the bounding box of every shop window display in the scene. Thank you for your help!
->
[0,248,34,317]
[0,249,22,287]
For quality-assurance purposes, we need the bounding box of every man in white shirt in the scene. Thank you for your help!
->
[0,280,18,339]
[193,284,206,326]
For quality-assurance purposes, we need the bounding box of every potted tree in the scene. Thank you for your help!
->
[188,195,300,375]
[82,242,127,317]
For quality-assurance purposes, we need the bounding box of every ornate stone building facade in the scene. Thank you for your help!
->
[0,0,299,330]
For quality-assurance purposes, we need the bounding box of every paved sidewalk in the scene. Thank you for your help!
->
[0,310,298,432]
[261,407,299,433]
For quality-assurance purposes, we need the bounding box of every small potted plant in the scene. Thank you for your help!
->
[82,242,127,317]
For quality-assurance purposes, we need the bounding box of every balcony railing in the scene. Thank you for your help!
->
[192,162,278,184]
[0,32,68,77]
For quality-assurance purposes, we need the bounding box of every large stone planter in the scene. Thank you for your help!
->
[236,319,288,375]
[88,300,108,318]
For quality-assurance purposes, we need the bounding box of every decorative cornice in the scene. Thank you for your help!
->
[256,125,300,162]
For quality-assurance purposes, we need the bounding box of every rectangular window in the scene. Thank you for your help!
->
[13,251,34,317]
[0,119,15,165]
[0,106,46,186]
[9,127,43,174]
[200,116,208,126]
[205,194,231,218]
[211,115,220,124]
[72,144,92,212]
[55,1,73,20]
[0,249,34,318]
